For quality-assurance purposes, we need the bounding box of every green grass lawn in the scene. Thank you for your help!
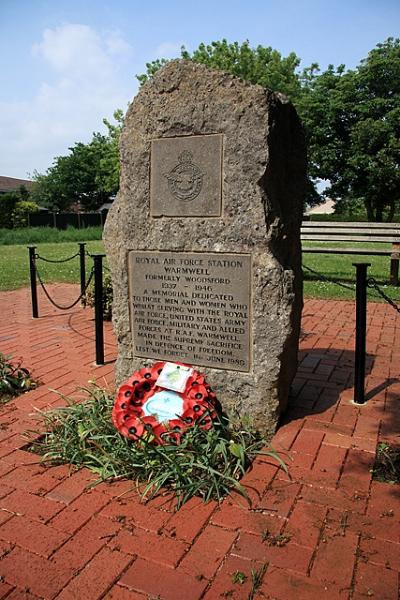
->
[0,241,105,291]
[0,237,399,306]
[0,226,103,245]
[302,242,400,303]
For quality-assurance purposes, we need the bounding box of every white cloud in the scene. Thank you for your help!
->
[154,41,185,60]
[105,30,133,57]
[0,24,135,178]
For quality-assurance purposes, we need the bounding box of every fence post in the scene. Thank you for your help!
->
[93,254,105,365]
[353,262,370,404]
[390,243,399,286]
[79,243,86,302]
[28,246,39,318]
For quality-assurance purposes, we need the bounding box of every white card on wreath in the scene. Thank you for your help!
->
[156,362,193,393]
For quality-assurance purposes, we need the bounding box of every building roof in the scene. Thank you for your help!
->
[99,202,114,211]
[305,199,336,215]
[0,176,34,193]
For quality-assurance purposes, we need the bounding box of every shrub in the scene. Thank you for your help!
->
[0,193,18,228]
[0,353,37,400]
[373,442,400,484]
[85,272,113,320]
[0,186,32,228]
[31,383,287,507]
[12,201,40,228]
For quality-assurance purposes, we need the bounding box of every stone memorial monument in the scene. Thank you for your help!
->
[103,60,306,437]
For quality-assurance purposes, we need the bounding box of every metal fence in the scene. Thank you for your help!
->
[28,211,108,229]
[303,261,400,405]
[28,244,106,365]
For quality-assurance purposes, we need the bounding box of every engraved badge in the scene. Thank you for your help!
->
[165,151,204,201]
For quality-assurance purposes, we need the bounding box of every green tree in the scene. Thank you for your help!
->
[138,38,400,218]
[300,38,400,221]
[12,200,40,228]
[0,193,18,228]
[138,40,303,102]
[0,186,35,228]
[137,39,319,204]
[31,110,123,212]
[96,109,124,196]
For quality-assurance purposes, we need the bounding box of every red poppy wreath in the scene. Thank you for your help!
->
[112,361,218,444]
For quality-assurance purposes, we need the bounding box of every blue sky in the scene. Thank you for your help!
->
[1,0,399,179]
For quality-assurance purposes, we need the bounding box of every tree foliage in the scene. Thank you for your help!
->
[138,40,303,102]
[31,110,124,212]
[30,38,400,221]
[300,38,400,221]
[138,38,400,220]
[0,187,39,229]
[12,201,40,228]
[0,193,19,228]
[137,40,319,205]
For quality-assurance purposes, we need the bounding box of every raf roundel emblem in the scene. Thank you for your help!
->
[165,150,204,201]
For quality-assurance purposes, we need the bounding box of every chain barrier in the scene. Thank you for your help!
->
[28,244,106,365]
[302,264,355,291]
[303,263,400,312]
[35,251,80,264]
[36,267,94,311]
[367,278,400,314]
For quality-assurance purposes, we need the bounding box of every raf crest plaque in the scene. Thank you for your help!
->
[129,251,251,371]
[150,134,222,217]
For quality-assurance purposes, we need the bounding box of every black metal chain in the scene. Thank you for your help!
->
[36,267,94,311]
[367,278,400,313]
[302,264,355,291]
[303,264,400,307]
[86,249,109,272]
[35,251,80,263]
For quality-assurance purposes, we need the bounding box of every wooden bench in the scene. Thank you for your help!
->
[301,221,400,286]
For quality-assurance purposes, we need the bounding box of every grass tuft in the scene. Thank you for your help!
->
[29,384,286,508]
[248,563,267,600]
[373,442,400,484]
[0,352,37,402]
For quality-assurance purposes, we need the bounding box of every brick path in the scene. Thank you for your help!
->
[0,286,399,599]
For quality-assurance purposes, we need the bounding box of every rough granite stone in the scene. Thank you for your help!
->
[103,60,306,438]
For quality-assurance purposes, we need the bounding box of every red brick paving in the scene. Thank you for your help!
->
[0,285,399,599]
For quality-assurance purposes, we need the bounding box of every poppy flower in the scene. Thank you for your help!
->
[112,361,218,444]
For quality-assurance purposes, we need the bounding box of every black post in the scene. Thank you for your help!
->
[28,246,39,318]
[93,254,105,365]
[353,262,370,404]
[79,243,86,302]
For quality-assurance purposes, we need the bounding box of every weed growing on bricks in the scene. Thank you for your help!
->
[0,352,37,402]
[373,442,400,484]
[248,563,267,600]
[29,383,287,507]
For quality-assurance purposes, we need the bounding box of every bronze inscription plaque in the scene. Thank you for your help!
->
[150,134,222,217]
[129,251,251,371]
